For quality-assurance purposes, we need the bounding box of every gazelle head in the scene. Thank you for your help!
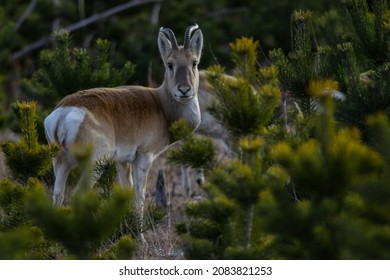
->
[158,24,203,102]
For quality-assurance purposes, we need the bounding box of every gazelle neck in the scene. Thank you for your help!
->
[157,82,201,131]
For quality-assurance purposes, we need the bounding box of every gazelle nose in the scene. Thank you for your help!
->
[178,85,191,95]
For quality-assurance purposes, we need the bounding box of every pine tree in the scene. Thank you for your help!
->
[21,31,135,109]
[0,137,139,259]
[267,0,390,139]
[335,0,390,137]
[0,177,69,260]
[209,37,281,139]
[269,10,335,115]
[1,101,59,183]
[174,37,285,259]
[0,175,138,259]
[25,178,136,259]
[270,91,385,259]
[173,25,390,259]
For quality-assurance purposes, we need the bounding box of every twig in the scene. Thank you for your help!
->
[11,0,162,61]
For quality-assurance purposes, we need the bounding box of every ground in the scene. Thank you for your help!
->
[137,151,204,259]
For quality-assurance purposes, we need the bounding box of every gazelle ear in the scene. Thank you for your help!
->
[189,29,203,60]
[158,32,172,63]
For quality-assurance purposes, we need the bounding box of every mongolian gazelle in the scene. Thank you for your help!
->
[44,24,204,211]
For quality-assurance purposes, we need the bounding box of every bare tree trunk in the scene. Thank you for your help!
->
[244,204,254,251]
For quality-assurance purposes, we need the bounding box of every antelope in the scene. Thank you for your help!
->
[44,24,204,211]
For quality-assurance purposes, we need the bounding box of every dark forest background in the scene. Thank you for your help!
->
[0,0,344,119]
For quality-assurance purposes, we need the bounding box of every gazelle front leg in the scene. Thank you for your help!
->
[132,152,154,212]
[132,152,153,243]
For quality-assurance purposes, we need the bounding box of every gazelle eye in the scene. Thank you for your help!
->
[167,63,173,70]
[192,61,198,68]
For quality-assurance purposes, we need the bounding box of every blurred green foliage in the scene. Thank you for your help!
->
[25,179,136,259]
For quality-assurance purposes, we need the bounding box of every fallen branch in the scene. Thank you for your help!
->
[15,0,39,30]
[11,0,162,61]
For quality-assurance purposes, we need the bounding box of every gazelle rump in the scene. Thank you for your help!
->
[44,24,204,209]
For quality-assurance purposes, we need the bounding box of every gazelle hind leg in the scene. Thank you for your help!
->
[52,158,72,206]
[117,162,133,187]
[73,134,116,192]
[72,167,99,195]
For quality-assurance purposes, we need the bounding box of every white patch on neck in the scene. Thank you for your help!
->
[44,106,86,146]
[185,97,201,130]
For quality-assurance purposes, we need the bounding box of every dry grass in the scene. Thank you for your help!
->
[136,201,186,260]
[136,153,203,260]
